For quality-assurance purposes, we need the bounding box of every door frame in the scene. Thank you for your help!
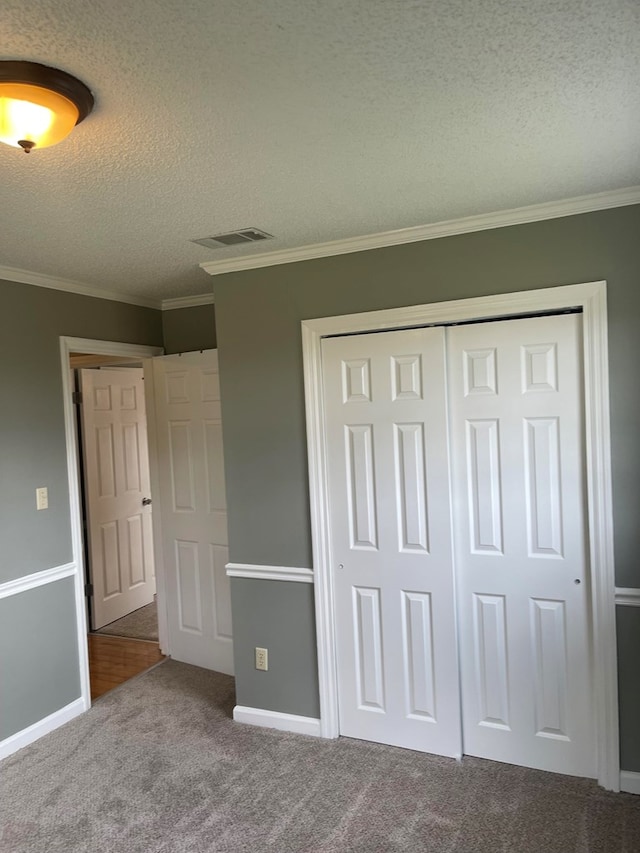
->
[60,336,164,711]
[301,280,619,791]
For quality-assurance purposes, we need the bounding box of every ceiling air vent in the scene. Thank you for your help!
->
[191,228,273,250]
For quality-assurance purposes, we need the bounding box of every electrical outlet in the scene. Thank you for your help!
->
[36,487,48,510]
[255,647,268,671]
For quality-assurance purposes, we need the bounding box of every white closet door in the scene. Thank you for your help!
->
[80,368,155,629]
[448,314,595,777]
[152,350,233,674]
[323,328,461,756]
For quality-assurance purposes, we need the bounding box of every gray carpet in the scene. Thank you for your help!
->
[1,661,638,853]
[94,601,158,641]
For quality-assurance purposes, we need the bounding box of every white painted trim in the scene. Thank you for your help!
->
[302,280,619,791]
[233,705,321,737]
[615,588,640,606]
[225,563,314,583]
[201,186,640,276]
[0,265,161,309]
[0,698,85,761]
[620,771,640,795]
[0,562,75,600]
[161,293,215,310]
[60,337,166,723]
[63,337,164,361]
[143,357,170,655]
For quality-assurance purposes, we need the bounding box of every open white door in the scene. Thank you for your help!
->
[80,368,156,629]
[151,350,233,674]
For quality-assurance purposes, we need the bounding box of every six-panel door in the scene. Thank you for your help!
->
[322,328,462,756]
[152,350,233,675]
[448,314,595,777]
[80,368,156,630]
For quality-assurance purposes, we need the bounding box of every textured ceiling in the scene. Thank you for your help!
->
[0,0,638,302]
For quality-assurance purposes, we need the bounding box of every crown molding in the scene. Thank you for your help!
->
[0,265,161,309]
[200,185,640,277]
[161,293,215,310]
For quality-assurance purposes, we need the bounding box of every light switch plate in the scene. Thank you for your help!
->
[36,487,48,510]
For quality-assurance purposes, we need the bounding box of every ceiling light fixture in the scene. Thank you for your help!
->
[0,61,94,154]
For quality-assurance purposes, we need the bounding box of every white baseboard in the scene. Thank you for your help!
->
[233,705,321,737]
[620,770,640,795]
[0,697,86,762]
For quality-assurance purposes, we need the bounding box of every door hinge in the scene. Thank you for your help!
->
[72,391,83,405]
[85,583,94,597]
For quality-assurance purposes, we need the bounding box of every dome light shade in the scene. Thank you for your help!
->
[0,61,94,153]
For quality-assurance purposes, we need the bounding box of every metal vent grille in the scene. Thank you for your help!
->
[191,228,273,249]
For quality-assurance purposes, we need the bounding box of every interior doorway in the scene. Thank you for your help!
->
[61,338,164,704]
[69,354,163,699]
[322,312,594,779]
[61,337,234,707]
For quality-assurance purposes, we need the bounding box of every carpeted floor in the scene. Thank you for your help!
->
[94,601,158,641]
[1,661,638,853]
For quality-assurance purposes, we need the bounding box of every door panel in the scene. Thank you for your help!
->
[323,328,462,756]
[448,314,595,778]
[80,368,155,629]
[152,350,233,674]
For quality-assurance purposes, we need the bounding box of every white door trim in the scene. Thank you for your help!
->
[142,356,170,655]
[60,336,164,713]
[301,280,619,791]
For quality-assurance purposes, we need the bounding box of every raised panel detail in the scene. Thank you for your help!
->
[122,423,141,492]
[121,385,137,410]
[531,599,569,739]
[345,425,378,549]
[342,359,371,403]
[473,594,510,729]
[466,420,503,553]
[201,370,219,403]
[394,424,429,553]
[402,592,436,720]
[168,421,195,512]
[464,348,497,396]
[101,521,121,597]
[127,514,145,587]
[524,418,563,557]
[353,587,385,711]
[522,343,558,393]
[93,386,112,411]
[165,371,190,404]
[211,544,232,640]
[204,421,226,512]
[391,355,422,400]
[96,425,116,498]
[176,540,202,634]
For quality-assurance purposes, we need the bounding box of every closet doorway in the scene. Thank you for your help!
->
[322,313,592,778]
[302,281,618,790]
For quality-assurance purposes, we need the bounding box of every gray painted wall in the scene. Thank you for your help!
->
[212,205,640,771]
[162,304,216,354]
[617,606,640,772]
[0,278,162,739]
[0,578,80,739]
[231,578,319,718]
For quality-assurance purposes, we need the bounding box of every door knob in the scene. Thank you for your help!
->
[142,497,152,506]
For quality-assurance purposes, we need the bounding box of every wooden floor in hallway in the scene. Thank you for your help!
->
[88,634,165,700]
